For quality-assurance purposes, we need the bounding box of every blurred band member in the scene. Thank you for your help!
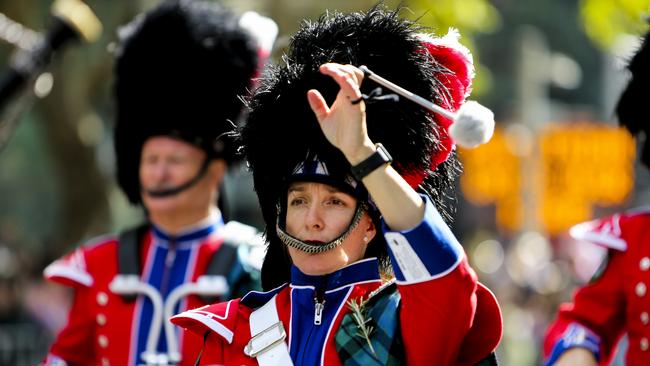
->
[41,1,276,365]
[544,27,650,366]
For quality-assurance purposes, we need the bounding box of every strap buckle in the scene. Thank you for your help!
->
[244,321,287,358]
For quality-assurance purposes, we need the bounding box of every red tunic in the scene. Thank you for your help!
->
[41,218,261,366]
[544,208,650,365]
[173,196,502,365]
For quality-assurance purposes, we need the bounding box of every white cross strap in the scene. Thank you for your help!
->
[245,294,293,365]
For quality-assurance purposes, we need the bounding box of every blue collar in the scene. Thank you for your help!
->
[241,283,288,308]
[240,259,380,309]
[150,214,223,244]
[290,258,380,291]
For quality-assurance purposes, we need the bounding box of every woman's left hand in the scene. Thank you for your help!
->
[307,63,375,165]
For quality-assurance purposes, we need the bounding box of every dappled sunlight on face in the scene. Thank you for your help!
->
[285,181,375,275]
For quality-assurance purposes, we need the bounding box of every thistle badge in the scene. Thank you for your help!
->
[347,297,377,357]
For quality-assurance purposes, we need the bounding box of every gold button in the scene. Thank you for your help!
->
[642,337,649,351]
[642,312,650,325]
[641,257,650,271]
[101,358,110,366]
[637,282,647,297]
[98,335,108,348]
[96,313,106,326]
[96,292,108,306]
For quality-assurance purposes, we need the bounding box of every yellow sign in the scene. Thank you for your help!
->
[539,123,635,234]
[459,123,636,234]
[460,129,523,231]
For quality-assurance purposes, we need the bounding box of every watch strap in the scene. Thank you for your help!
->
[350,143,393,180]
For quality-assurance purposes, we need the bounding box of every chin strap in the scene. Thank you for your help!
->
[142,157,211,198]
[276,203,367,254]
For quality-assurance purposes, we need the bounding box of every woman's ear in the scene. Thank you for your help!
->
[364,215,377,244]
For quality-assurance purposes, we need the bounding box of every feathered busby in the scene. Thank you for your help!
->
[616,28,650,168]
[240,6,479,289]
[113,0,259,204]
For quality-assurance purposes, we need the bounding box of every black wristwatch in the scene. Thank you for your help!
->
[350,143,393,180]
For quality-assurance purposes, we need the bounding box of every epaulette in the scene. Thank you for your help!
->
[570,208,650,252]
[43,235,117,288]
[171,299,242,344]
[570,214,627,251]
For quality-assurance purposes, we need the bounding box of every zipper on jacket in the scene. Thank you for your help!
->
[314,290,326,325]
[160,238,177,296]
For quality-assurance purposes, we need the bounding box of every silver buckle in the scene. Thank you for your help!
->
[244,321,287,358]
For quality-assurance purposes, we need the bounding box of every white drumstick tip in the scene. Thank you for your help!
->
[359,65,494,148]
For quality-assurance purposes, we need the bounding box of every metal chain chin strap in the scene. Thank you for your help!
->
[276,203,368,254]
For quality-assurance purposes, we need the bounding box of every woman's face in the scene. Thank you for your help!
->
[285,181,376,276]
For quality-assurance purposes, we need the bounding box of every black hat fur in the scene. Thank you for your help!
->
[616,29,650,168]
[114,0,259,204]
[239,6,461,290]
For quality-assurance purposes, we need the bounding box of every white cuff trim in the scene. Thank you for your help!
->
[385,232,431,282]
[394,252,464,285]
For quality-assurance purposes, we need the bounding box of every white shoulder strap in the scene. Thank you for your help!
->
[244,295,294,366]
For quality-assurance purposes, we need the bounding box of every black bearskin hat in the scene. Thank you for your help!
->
[616,28,650,168]
[240,6,476,290]
[114,0,259,204]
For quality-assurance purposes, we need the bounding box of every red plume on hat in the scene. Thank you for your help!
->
[241,6,492,289]
[398,29,491,188]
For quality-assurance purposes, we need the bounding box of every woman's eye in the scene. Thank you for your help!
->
[329,198,345,206]
[290,198,305,206]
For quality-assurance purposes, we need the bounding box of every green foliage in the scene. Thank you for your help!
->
[407,0,500,34]
[403,0,502,95]
[580,0,650,50]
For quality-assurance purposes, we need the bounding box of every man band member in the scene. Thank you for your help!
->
[41,1,276,365]
[543,26,650,366]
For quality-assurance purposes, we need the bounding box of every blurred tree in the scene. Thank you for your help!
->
[473,0,604,120]
[407,0,501,36]
[227,0,502,95]
[0,0,141,259]
[404,0,502,95]
[580,0,650,50]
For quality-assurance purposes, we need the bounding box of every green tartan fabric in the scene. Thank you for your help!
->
[334,282,500,366]
[334,283,404,365]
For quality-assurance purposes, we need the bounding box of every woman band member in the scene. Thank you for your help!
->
[172,6,502,365]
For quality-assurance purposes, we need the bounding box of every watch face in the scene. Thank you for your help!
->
[376,143,393,163]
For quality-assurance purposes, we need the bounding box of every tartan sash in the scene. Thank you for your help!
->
[334,283,500,366]
[334,282,404,365]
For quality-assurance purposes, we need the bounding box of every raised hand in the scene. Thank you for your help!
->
[306,63,376,165]
[307,63,425,230]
